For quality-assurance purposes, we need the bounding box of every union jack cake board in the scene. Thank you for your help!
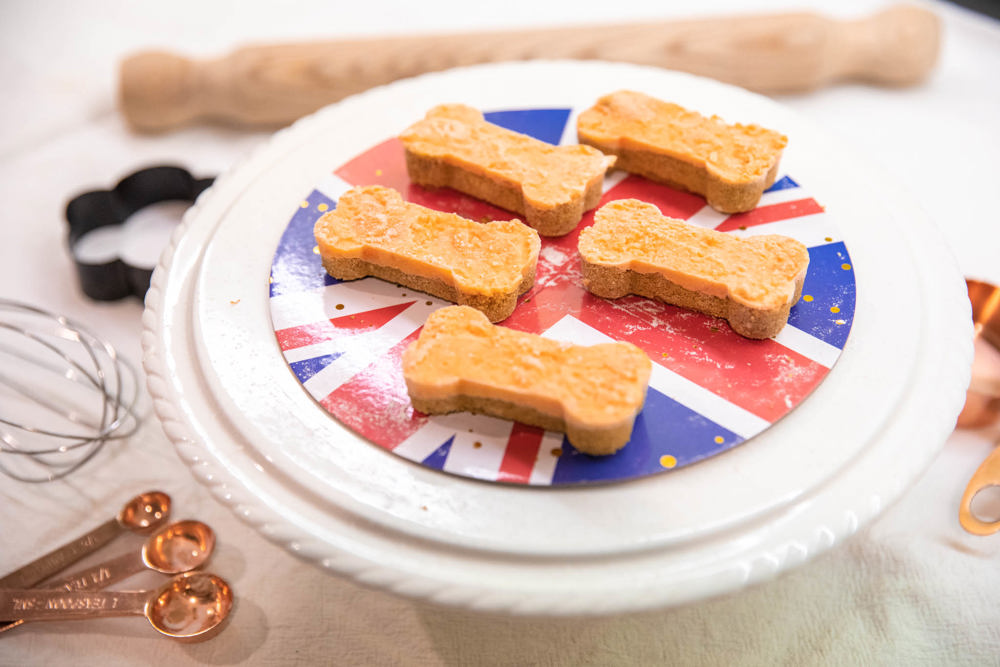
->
[268,106,856,487]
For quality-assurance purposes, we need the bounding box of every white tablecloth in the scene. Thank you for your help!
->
[2,0,999,664]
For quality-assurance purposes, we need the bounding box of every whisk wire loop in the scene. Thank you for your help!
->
[0,299,140,482]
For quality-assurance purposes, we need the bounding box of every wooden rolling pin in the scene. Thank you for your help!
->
[119,4,939,132]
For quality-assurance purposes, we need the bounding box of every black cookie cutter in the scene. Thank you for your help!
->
[66,165,215,301]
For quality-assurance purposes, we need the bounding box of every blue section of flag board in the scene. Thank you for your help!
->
[421,436,454,471]
[289,353,343,383]
[483,109,572,146]
[788,241,856,349]
[765,175,799,192]
[551,387,743,484]
[270,190,339,297]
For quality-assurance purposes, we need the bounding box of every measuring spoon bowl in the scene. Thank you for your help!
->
[143,520,215,574]
[118,491,172,533]
[49,519,215,593]
[148,571,234,639]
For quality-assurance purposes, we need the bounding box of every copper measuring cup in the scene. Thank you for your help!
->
[957,279,1000,535]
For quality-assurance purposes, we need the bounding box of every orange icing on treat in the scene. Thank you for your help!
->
[399,104,615,212]
[578,199,808,310]
[402,306,651,448]
[314,185,539,296]
[577,90,786,184]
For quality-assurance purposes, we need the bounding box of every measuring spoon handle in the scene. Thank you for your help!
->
[0,519,121,590]
[1,552,146,634]
[0,589,147,622]
[45,551,144,593]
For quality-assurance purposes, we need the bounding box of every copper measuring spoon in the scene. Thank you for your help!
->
[0,490,171,590]
[0,520,215,634]
[0,571,233,641]
[958,279,1000,535]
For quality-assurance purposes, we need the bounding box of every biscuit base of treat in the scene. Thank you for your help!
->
[409,393,635,457]
[580,141,781,214]
[404,150,605,237]
[581,259,803,340]
[321,255,534,323]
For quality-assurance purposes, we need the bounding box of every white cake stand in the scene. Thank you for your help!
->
[142,61,971,615]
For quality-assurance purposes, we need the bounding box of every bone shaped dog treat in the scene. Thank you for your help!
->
[577,90,787,213]
[314,186,539,322]
[402,306,651,456]
[578,198,809,339]
[399,104,616,236]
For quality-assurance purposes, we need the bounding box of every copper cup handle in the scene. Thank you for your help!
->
[959,443,1000,535]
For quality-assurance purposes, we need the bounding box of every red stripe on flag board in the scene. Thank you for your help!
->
[320,328,426,449]
[497,423,546,484]
[275,301,416,351]
[574,293,828,423]
[714,198,824,232]
[503,279,589,334]
[334,138,411,192]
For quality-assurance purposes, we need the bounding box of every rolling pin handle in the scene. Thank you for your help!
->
[838,4,941,86]
[119,51,199,132]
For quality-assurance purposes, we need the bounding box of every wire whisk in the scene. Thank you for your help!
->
[0,299,140,482]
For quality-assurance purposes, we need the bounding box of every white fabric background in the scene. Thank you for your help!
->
[1,0,999,664]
